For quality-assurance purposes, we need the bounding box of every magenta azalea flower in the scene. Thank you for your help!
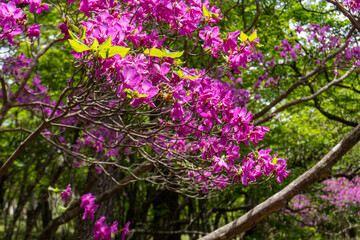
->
[61,184,72,201]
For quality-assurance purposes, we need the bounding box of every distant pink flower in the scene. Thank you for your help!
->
[296,25,304,33]
[61,184,72,201]
[121,222,131,240]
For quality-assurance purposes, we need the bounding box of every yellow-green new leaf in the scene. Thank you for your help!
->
[57,206,67,212]
[145,47,165,58]
[203,5,210,17]
[239,32,248,42]
[90,38,99,50]
[272,157,278,165]
[202,5,219,18]
[124,89,147,99]
[249,31,257,42]
[99,35,112,50]
[163,49,184,58]
[175,69,200,79]
[107,46,130,58]
[68,30,79,41]
[48,186,60,193]
[68,39,90,52]
[80,27,87,41]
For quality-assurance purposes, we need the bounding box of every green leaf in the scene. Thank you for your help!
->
[68,30,79,41]
[57,205,67,211]
[90,38,99,50]
[203,5,219,18]
[106,46,130,58]
[163,48,184,58]
[175,69,200,79]
[144,47,165,58]
[80,27,86,41]
[144,47,183,58]
[69,24,80,34]
[249,31,257,41]
[48,186,60,192]
[239,32,248,42]
[203,5,210,17]
[99,35,112,50]
[68,39,90,53]
[124,89,147,99]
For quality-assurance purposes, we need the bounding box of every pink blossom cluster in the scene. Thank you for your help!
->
[343,0,360,12]
[284,194,328,226]
[254,72,280,89]
[0,0,291,192]
[80,193,99,220]
[274,39,302,61]
[76,0,221,37]
[199,27,259,73]
[93,217,118,240]
[0,1,25,45]
[80,193,130,239]
[322,177,360,211]
[0,0,47,44]
[189,148,289,190]
[284,177,360,226]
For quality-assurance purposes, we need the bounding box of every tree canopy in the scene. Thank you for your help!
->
[0,0,360,239]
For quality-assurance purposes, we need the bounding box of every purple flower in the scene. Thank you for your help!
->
[121,222,131,240]
[58,23,69,41]
[222,30,241,53]
[61,184,72,201]
[27,24,40,39]
[199,26,221,51]
[240,160,257,186]
[106,148,118,157]
[212,157,230,172]
[81,193,98,220]
[93,216,118,240]
[275,158,290,183]
[296,25,304,33]
[28,0,49,14]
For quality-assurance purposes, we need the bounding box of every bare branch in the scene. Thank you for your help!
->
[255,65,357,125]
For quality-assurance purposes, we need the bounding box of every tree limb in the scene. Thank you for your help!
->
[255,65,356,125]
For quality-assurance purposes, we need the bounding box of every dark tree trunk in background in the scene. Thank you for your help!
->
[153,190,180,240]
[73,164,119,240]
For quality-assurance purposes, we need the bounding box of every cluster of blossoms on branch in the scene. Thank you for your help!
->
[284,177,360,226]
[0,0,46,44]
[1,0,291,190]
[343,0,360,12]
[0,0,294,237]
[80,192,131,240]
[29,0,289,191]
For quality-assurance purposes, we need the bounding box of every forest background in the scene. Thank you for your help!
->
[0,0,360,239]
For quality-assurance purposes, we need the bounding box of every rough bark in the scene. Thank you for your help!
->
[199,124,360,240]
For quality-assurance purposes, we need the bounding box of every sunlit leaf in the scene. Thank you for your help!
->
[80,27,86,41]
[90,38,99,50]
[68,39,90,52]
[239,32,248,42]
[68,30,79,41]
